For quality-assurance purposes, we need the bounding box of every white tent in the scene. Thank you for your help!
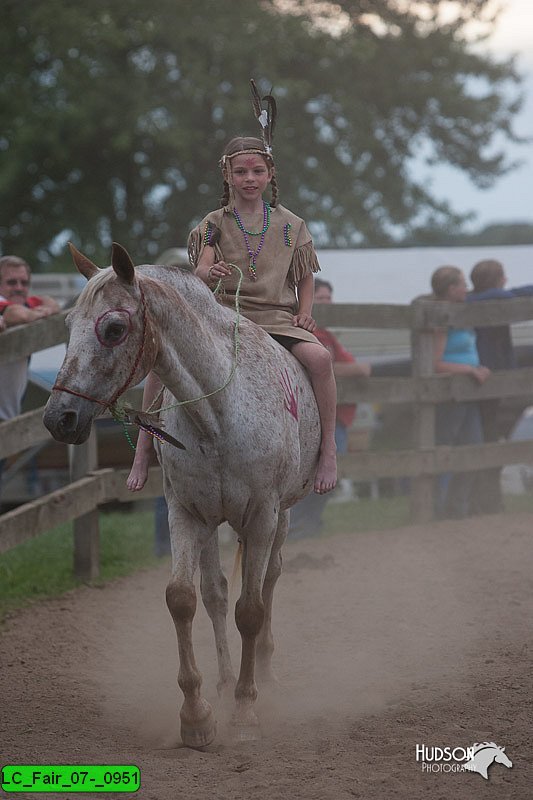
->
[316,244,533,304]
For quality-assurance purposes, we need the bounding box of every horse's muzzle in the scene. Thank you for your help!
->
[43,403,93,445]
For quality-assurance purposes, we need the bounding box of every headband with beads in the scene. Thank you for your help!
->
[219,149,273,170]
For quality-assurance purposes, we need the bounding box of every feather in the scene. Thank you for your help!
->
[250,78,263,120]
[250,79,277,153]
[262,92,277,148]
[119,406,157,427]
[134,417,187,450]
[116,405,187,450]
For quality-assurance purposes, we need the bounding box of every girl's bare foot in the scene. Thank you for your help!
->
[314,447,337,494]
[126,438,153,492]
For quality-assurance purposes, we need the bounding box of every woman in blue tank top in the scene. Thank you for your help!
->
[430,266,491,518]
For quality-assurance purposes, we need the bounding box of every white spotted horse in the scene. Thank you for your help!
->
[43,243,321,747]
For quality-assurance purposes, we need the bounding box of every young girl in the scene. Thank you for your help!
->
[127,134,338,495]
[430,266,490,517]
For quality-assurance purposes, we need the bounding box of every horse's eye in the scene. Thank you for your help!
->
[105,322,126,343]
[95,309,131,347]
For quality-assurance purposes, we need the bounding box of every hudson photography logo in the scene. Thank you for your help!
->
[416,741,513,779]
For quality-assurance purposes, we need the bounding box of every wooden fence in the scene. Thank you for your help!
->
[2,298,533,578]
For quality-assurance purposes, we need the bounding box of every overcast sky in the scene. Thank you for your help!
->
[423,0,533,229]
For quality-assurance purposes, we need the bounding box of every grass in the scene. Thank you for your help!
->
[323,490,533,540]
[323,494,411,536]
[2,491,533,620]
[0,509,158,620]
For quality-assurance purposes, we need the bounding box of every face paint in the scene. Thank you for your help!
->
[280,368,299,421]
[95,308,132,348]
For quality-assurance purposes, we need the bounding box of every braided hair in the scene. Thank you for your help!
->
[219,136,278,208]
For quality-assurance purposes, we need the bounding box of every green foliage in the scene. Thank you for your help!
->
[0,0,524,266]
[3,493,533,617]
[402,221,533,247]
[323,494,411,534]
[0,510,158,619]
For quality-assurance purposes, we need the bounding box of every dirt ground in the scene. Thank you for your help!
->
[1,512,532,800]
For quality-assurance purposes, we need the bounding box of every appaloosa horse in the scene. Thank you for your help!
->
[43,243,320,747]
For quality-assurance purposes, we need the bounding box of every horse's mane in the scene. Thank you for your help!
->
[76,267,115,306]
[76,264,204,308]
[472,742,499,752]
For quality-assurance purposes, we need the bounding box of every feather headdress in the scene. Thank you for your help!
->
[250,79,277,155]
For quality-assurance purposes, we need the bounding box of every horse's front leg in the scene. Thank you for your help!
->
[232,507,278,741]
[199,533,236,697]
[165,502,216,748]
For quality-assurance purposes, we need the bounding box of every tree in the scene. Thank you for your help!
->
[0,0,524,268]
[402,221,533,247]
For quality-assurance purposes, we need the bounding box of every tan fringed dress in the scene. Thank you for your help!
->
[188,204,321,345]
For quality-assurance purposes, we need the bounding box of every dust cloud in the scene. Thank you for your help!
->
[84,516,528,746]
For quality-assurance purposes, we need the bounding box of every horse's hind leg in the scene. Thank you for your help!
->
[165,503,217,748]
[232,507,278,741]
[256,509,288,684]
[199,534,235,696]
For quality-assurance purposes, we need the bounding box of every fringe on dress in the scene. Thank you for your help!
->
[289,241,321,287]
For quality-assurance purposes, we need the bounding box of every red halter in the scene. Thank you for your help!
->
[52,283,149,410]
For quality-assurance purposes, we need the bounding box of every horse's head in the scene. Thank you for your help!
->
[464,742,513,779]
[493,745,512,769]
[43,243,157,444]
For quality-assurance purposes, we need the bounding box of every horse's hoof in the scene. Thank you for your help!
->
[180,716,217,749]
[230,722,261,743]
[180,701,217,749]
[230,710,261,743]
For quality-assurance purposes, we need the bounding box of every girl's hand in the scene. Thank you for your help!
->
[207,261,231,281]
[293,312,317,333]
[196,260,232,284]
[471,365,491,384]
[208,260,232,283]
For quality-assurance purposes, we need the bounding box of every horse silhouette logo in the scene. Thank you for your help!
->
[463,742,513,779]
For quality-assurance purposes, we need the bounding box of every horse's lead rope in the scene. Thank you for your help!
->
[52,269,243,451]
[147,264,243,414]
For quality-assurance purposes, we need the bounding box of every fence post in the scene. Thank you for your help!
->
[410,309,435,523]
[69,429,100,579]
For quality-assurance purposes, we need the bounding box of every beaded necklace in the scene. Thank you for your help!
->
[233,201,270,280]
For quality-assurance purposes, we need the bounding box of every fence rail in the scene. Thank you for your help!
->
[2,296,533,576]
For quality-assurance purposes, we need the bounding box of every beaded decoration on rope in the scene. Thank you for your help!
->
[233,201,270,280]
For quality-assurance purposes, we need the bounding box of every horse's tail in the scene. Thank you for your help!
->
[230,538,243,594]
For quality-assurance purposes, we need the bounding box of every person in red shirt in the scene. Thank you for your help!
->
[0,255,59,324]
[313,279,370,450]
[289,278,371,538]
[0,255,60,497]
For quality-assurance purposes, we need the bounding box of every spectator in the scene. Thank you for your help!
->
[468,259,533,370]
[430,266,490,518]
[288,278,371,539]
[0,255,60,497]
[467,259,533,512]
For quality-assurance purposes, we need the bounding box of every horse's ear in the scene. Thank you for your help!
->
[111,242,135,285]
[68,242,99,281]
